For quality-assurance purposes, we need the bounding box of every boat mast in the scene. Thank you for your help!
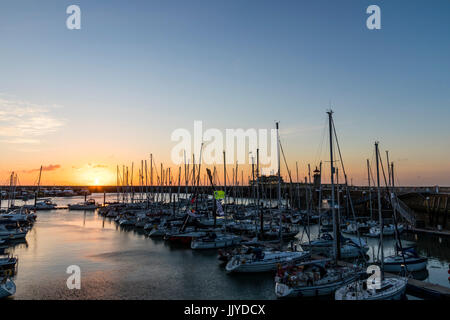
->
[327,111,339,260]
[116,165,120,203]
[35,165,43,206]
[367,159,373,221]
[223,151,227,215]
[386,150,391,187]
[296,161,300,210]
[257,148,263,239]
[276,122,282,243]
[327,110,339,262]
[375,141,384,281]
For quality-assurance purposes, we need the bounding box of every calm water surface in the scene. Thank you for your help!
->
[6,193,450,300]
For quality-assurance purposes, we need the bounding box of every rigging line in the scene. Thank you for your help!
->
[377,148,409,276]
[313,118,328,167]
[369,150,377,186]
[279,138,293,183]
[331,117,367,261]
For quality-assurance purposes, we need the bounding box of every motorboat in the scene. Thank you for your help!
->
[25,199,57,210]
[68,199,99,210]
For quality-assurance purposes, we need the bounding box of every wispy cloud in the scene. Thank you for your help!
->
[23,164,61,173]
[88,163,108,169]
[72,163,109,170]
[0,95,65,144]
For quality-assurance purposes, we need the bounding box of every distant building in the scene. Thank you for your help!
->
[250,175,284,186]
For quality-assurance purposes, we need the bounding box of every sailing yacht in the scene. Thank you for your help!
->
[226,121,311,273]
[384,246,428,273]
[366,223,404,237]
[301,233,369,259]
[275,111,364,298]
[335,142,407,300]
[225,248,310,273]
[335,276,407,300]
[275,261,363,298]
[0,225,27,240]
[191,232,242,250]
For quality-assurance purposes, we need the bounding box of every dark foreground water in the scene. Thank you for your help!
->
[6,194,450,300]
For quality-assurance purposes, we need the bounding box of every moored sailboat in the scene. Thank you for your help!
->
[335,142,407,300]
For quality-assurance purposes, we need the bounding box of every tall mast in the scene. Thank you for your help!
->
[296,161,300,210]
[386,150,391,187]
[116,165,120,203]
[375,141,384,281]
[257,148,262,239]
[367,159,373,220]
[276,122,282,243]
[327,110,339,262]
[223,151,227,214]
[35,165,43,206]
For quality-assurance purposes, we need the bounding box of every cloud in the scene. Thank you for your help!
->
[87,163,108,168]
[0,138,40,144]
[93,164,108,168]
[0,96,65,144]
[23,164,61,173]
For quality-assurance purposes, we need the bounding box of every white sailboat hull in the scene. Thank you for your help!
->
[275,274,359,298]
[335,277,407,300]
[191,236,241,250]
[226,252,309,273]
[383,256,428,272]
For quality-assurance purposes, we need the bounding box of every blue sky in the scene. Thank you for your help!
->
[0,0,449,185]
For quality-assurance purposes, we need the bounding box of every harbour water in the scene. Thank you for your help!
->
[6,194,450,300]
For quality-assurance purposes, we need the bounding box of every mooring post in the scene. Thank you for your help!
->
[443,196,449,229]
[429,197,435,225]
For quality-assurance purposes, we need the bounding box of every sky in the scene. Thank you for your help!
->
[0,0,449,186]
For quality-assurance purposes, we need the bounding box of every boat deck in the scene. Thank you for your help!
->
[313,255,450,299]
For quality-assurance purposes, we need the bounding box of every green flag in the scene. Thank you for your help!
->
[214,190,225,200]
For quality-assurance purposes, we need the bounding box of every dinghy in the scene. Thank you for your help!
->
[0,275,16,299]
